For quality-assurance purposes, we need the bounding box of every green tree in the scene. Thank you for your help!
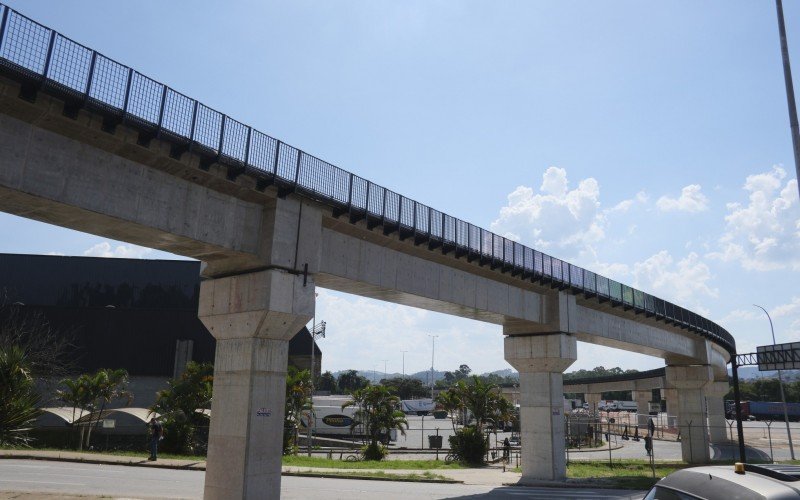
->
[0,345,41,446]
[151,362,213,454]
[337,370,369,393]
[82,368,132,449]
[317,371,337,393]
[436,376,515,464]
[284,366,312,454]
[342,385,408,461]
[57,373,95,448]
[379,377,428,400]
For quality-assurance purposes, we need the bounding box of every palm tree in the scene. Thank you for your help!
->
[57,374,94,449]
[343,385,407,460]
[284,366,312,454]
[434,387,462,431]
[0,344,41,446]
[79,368,133,448]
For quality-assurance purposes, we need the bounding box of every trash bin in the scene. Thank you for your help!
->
[428,435,443,449]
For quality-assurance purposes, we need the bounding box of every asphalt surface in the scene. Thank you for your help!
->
[0,459,647,500]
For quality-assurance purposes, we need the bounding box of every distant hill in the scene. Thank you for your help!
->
[729,366,800,380]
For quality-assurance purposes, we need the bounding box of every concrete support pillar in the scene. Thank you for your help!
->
[200,197,321,500]
[585,393,602,412]
[505,333,577,482]
[705,381,729,444]
[666,365,713,464]
[200,270,315,499]
[663,388,678,420]
[633,390,652,427]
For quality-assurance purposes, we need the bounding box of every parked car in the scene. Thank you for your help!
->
[643,463,800,499]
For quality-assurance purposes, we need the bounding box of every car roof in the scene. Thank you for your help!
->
[658,465,800,500]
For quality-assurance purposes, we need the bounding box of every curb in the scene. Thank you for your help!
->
[282,471,462,484]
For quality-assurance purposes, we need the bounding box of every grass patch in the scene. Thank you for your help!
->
[290,469,451,481]
[567,460,684,490]
[281,455,465,470]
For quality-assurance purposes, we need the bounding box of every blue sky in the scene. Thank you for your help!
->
[1,1,799,376]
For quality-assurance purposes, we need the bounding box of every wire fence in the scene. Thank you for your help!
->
[0,3,735,354]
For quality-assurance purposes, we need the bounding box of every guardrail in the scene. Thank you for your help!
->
[0,4,736,355]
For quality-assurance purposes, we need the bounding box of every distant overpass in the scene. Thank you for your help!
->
[0,4,735,497]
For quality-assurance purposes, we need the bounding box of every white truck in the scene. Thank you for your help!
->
[606,400,638,412]
[400,398,435,415]
[301,406,398,442]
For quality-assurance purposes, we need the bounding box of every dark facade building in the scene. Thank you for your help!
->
[0,253,320,406]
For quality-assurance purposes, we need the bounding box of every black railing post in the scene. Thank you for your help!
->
[272,140,281,175]
[293,150,301,187]
[0,6,10,55]
[156,85,167,131]
[731,356,747,463]
[346,173,354,210]
[188,100,199,143]
[243,127,252,167]
[217,115,227,156]
[121,68,134,115]
[83,51,97,99]
[396,195,406,227]
[41,30,56,79]
[365,181,371,213]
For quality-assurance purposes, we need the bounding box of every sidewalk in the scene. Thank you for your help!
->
[0,449,520,486]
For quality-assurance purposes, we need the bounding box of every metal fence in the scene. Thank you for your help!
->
[0,4,735,355]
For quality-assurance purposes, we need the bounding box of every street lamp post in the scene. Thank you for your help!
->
[308,320,326,457]
[775,0,800,200]
[754,304,795,460]
[428,334,439,399]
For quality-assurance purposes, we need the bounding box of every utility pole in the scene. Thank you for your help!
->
[775,0,800,199]
[754,304,795,460]
[401,351,408,379]
[382,359,388,381]
[428,334,439,399]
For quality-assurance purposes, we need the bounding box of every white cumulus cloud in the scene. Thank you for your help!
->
[656,184,709,213]
[490,167,645,255]
[707,166,799,271]
[630,250,718,304]
[83,241,153,259]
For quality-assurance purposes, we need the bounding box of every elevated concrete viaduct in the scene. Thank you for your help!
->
[0,6,736,498]
[563,368,730,445]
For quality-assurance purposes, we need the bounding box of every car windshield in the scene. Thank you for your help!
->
[643,485,705,500]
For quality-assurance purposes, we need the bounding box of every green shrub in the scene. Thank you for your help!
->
[448,425,487,465]
[362,442,388,461]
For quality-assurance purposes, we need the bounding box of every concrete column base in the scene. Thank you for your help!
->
[666,365,712,464]
[505,333,576,482]
[633,390,651,428]
[205,337,289,499]
[705,381,729,444]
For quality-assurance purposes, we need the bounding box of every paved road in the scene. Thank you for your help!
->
[0,459,646,499]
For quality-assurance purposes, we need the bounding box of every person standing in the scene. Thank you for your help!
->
[148,417,163,461]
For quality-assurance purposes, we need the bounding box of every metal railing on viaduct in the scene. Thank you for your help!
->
[0,4,735,355]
